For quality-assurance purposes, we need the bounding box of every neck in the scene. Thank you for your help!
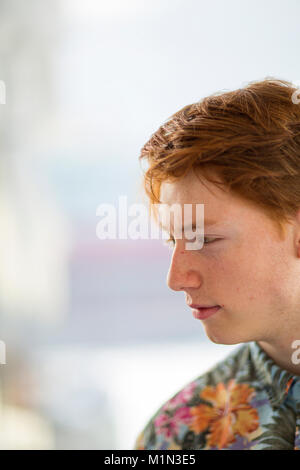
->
[258,334,300,376]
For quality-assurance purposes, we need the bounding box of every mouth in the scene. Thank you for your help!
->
[189,305,221,320]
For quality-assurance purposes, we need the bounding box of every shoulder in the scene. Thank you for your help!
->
[134,342,255,450]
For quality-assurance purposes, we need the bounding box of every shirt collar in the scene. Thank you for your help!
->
[249,341,300,408]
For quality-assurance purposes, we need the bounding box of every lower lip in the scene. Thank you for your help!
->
[192,306,221,320]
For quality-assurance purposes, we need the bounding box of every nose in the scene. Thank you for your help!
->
[166,242,202,291]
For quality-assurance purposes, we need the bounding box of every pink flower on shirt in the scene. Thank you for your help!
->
[162,381,197,411]
[154,406,193,439]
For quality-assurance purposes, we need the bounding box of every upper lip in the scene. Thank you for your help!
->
[188,304,219,309]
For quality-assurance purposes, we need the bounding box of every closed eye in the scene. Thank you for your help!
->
[163,236,219,248]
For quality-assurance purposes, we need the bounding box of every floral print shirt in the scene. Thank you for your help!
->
[134,341,300,450]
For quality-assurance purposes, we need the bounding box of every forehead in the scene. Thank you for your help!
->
[159,170,236,217]
[158,170,286,241]
[159,169,276,233]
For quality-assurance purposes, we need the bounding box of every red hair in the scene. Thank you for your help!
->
[139,77,300,239]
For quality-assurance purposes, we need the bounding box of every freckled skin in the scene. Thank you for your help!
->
[159,169,300,374]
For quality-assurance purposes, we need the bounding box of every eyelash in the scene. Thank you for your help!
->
[164,237,218,248]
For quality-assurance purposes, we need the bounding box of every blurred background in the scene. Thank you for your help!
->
[0,0,299,449]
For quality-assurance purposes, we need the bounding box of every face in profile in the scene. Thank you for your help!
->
[159,169,300,346]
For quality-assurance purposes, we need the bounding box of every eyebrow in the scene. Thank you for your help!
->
[161,220,221,236]
[202,219,219,227]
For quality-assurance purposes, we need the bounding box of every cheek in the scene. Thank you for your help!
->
[205,257,235,283]
[207,253,260,298]
[242,256,290,307]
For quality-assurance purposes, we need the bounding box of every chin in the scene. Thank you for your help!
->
[204,327,247,345]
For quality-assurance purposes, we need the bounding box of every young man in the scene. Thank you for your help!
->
[134,78,300,450]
